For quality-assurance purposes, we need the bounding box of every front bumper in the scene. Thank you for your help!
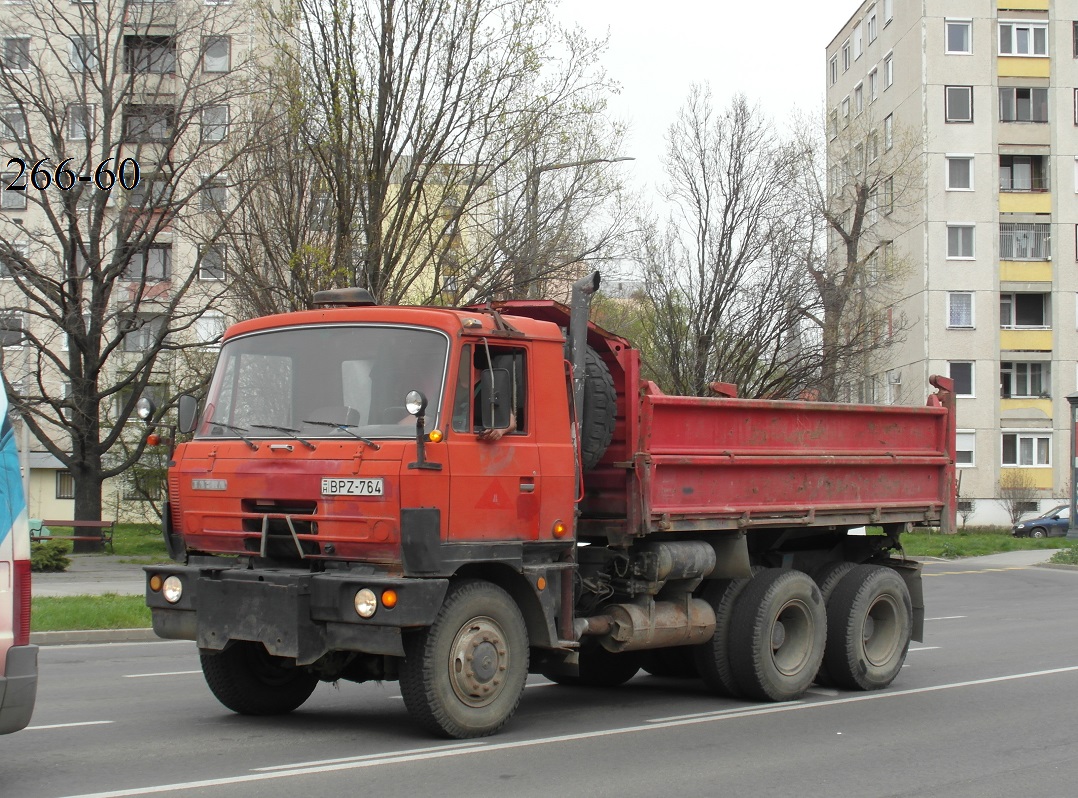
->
[145,563,449,665]
[0,645,38,734]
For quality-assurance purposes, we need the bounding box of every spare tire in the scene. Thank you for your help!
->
[570,345,617,470]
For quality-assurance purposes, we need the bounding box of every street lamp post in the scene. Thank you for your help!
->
[1067,392,1078,540]
[520,156,634,298]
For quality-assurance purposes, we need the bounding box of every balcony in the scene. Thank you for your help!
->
[999,328,1052,351]
[1000,261,1051,281]
[997,57,1050,79]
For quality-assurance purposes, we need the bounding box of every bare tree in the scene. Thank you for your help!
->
[998,469,1039,528]
[0,0,260,519]
[630,88,819,399]
[228,0,630,315]
[787,107,923,402]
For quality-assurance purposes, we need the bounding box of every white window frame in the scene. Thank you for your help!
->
[947,224,975,259]
[884,52,893,88]
[883,0,892,24]
[1,37,30,73]
[955,430,975,467]
[867,7,877,43]
[201,104,229,142]
[998,20,1048,57]
[1000,292,1048,329]
[946,155,974,191]
[854,22,863,60]
[1,171,26,210]
[842,39,851,71]
[854,83,864,115]
[201,36,230,73]
[0,309,25,349]
[945,19,972,55]
[200,177,229,212]
[198,244,226,281]
[1000,361,1048,399]
[842,96,850,125]
[868,68,878,102]
[829,55,838,86]
[948,360,975,397]
[947,292,975,329]
[0,242,25,279]
[66,103,93,141]
[1001,431,1051,467]
[194,310,226,348]
[70,36,97,72]
[946,86,973,123]
[884,113,893,149]
[0,105,24,140]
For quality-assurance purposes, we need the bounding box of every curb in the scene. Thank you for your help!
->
[31,628,159,646]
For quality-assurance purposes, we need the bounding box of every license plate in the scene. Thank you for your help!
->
[321,477,384,496]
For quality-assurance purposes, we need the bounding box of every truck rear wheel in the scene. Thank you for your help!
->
[728,569,826,702]
[810,561,857,687]
[823,565,912,691]
[200,641,318,716]
[400,580,528,738]
[694,577,753,697]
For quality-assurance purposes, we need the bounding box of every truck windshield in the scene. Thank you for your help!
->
[196,325,449,440]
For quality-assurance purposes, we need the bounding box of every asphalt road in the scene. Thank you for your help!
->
[5,557,1078,798]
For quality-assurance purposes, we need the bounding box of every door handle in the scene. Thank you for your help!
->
[519,479,536,493]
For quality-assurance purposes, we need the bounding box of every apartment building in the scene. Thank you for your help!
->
[826,0,1078,526]
[0,0,266,519]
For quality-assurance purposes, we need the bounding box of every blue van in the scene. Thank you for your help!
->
[0,389,36,733]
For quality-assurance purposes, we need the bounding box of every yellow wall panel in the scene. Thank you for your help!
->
[997,0,1049,10]
[1000,329,1053,351]
[1000,398,1052,415]
[999,260,1052,281]
[999,192,1051,214]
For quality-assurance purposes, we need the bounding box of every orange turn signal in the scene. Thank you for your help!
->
[428,429,443,443]
[149,574,163,592]
[147,433,161,446]
[552,521,568,538]
[536,577,547,591]
[381,589,398,609]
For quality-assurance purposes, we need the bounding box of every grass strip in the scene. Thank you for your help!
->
[901,530,1063,559]
[31,593,151,632]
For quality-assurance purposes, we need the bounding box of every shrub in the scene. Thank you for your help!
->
[1050,546,1078,566]
[31,540,71,572]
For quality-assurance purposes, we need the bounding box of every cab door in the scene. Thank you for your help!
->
[445,343,542,543]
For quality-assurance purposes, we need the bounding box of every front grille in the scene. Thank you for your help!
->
[241,499,318,558]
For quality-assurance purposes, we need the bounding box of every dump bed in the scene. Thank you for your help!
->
[633,381,956,535]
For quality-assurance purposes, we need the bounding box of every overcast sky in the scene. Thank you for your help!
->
[555,1,857,192]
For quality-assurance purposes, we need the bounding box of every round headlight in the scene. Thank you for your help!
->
[136,396,156,422]
[162,575,183,604]
[354,588,377,618]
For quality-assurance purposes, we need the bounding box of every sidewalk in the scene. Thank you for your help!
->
[32,554,147,598]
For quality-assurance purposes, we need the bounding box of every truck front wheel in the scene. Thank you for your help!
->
[200,642,318,715]
[400,580,529,738]
[728,569,826,702]
[823,565,912,691]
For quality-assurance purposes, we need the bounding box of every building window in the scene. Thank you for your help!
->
[999,21,1048,56]
[1002,432,1051,467]
[1074,21,1078,58]
[0,311,24,348]
[946,20,972,54]
[198,245,225,280]
[1000,155,1048,192]
[947,224,975,259]
[854,83,863,115]
[945,86,973,122]
[124,35,175,74]
[201,105,229,142]
[829,55,838,85]
[201,36,230,73]
[128,176,172,210]
[120,314,167,352]
[0,106,25,140]
[842,39,851,71]
[999,223,1050,260]
[948,292,974,328]
[200,180,228,212]
[955,431,975,467]
[1000,293,1047,328]
[999,87,1048,123]
[869,132,879,163]
[70,36,97,72]
[828,110,838,140]
[881,176,893,214]
[1,38,30,72]
[1,172,26,210]
[195,311,226,347]
[66,103,93,141]
[884,52,893,87]
[868,69,878,101]
[123,104,176,143]
[55,471,75,500]
[854,21,863,60]
[946,156,973,190]
[1001,361,1047,398]
[867,7,877,43]
[122,244,171,281]
[884,113,893,149]
[949,361,974,397]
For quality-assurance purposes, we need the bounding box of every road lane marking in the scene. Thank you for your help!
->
[254,742,487,772]
[925,616,966,621]
[54,664,1078,798]
[26,720,114,731]
[908,646,940,652]
[123,670,202,679]
[41,640,189,652]
[925,567,1030,576]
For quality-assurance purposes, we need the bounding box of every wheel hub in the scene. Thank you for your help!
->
[862,595,900,666]
[771,599,813,676]
[449,617,509,708]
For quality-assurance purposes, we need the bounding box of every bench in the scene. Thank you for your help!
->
[31,519,115,553]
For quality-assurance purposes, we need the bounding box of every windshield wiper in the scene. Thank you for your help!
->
[206,419,259,450]
[301,419,381,450]
[251,423,316,450]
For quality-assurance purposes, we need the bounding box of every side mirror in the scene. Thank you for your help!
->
[177,394,199,434]
[479,368,512,430]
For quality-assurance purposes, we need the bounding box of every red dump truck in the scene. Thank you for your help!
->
[143,273,956,738]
